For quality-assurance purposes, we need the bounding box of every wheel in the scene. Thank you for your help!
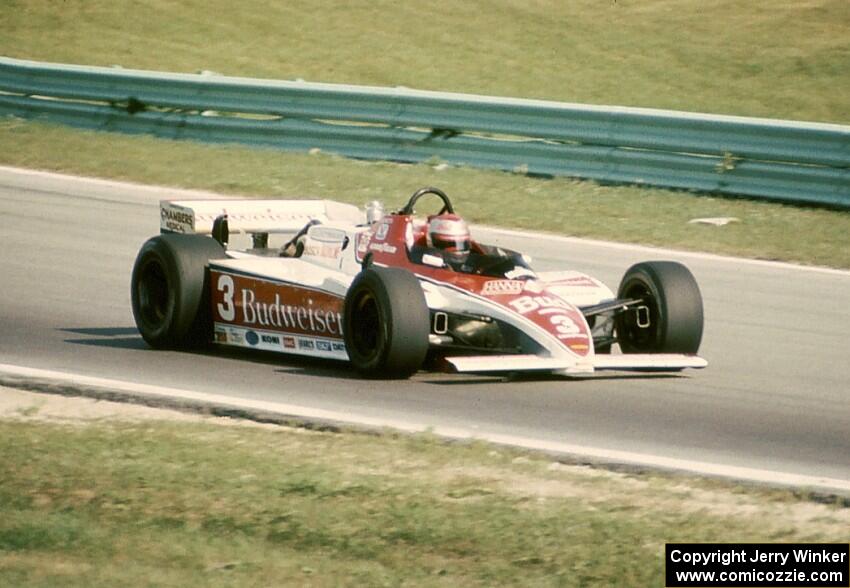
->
[343,267,430,378]
[131,234,226,349]
[615,261,703,354]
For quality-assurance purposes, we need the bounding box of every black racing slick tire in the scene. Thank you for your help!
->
[615,261,703,354]
[343,267,430,379]
[131,234,226,349]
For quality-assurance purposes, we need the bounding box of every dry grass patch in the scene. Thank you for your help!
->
[4,389,847,586]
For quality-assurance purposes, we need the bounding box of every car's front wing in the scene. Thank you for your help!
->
[446,353,707,375]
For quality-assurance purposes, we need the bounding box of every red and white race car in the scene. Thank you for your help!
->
[132,187,706,378]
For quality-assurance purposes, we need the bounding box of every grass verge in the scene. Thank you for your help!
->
[2,0,848,123]
[2,1,848,268]
[3,118,850,269]
[1,391,848,587]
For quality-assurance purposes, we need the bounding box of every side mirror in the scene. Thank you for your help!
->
[212,214,229,247]
[422,253,445,268]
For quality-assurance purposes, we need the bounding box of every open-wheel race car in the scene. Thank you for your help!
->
[132,187,707,378]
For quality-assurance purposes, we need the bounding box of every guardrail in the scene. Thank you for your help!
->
[1,57,848,207]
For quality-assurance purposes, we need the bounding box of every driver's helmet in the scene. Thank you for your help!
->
[427,214,471,259]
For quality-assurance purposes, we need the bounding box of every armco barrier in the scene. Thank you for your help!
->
[1,57,848,207]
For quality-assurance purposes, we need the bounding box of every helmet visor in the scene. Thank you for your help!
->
[432,235,470,253]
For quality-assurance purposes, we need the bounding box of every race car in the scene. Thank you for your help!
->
[132,187,707,378]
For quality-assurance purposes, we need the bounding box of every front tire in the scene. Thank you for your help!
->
[343,267,429,379]
[131,234,225,349]
[615,261,703,354]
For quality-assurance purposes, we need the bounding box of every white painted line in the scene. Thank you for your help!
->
[0,363,419,431]
[0,165,232,201]
[2,363,849,494]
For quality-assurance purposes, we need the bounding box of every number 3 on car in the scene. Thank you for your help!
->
[217,274,236,322]
[131,187,706,379]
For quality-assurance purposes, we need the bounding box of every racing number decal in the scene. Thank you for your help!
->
[506,295,590,356]
[539,308,581,337]
[217,274,236,321]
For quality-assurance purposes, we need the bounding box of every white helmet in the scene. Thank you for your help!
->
[427,214,470,257]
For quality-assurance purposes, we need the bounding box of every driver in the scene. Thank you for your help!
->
[420,210,536,279]
[427,213,471,266]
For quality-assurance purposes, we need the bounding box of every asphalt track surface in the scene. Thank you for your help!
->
[1,166,848,489]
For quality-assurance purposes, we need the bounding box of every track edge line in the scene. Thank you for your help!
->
[2,363,848,500]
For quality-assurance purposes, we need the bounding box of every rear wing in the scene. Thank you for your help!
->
[160,199,365,235]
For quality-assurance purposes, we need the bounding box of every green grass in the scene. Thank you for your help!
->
[2,0,848,123]
[3,119,850,269]
[1,418,847,587]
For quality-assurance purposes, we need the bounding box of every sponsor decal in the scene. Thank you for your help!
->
[369,242,398,254]
[213,272,344,339]
[246,330,260,346]
[228,329,245,344]
[316,340,332,352]
[239,290,342,335]
[375,221,390,241]
[481,280,524,296]
[261,334,281,345]
[356,232,372,261]
[509,295,571,316]
[332,342,346,352]
[303,243,342,258]
[283,336,296,349]
[298,339,315,350]
[214,329,228,343]
[160,205,194,233]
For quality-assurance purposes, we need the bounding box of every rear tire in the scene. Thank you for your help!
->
[343,267,429,379]
[131,234,225,349]
[615,261,703,354]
